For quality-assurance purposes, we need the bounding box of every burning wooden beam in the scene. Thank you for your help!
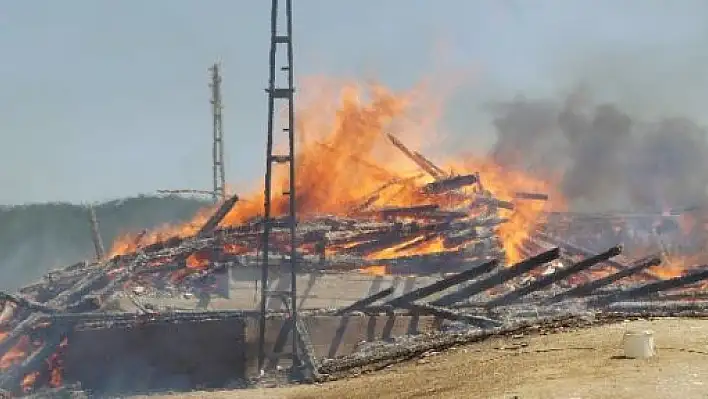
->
[0,315,41,359]
[383,259,499,308]
[533,230,655,280]
[0,333,66,392]
[545,255,662,303]
[596,267,708,304]
[470,195,515,210]
[385,133,444,179]
[431,247,561,306]
[0,293,60,314]
[421,174,478,195]
[513,192,549,201]
[413,151,447,177]
[196,193,240,237]
[484,246,622,309]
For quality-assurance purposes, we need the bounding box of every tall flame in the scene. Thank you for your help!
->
[108,79,563,264]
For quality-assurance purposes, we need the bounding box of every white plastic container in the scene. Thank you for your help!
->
[622,330,656,359]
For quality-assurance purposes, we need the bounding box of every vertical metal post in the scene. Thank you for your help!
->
[257,0,277,370]
[210,62,226,202]
[284,0,298,372]
[259,0,299,373]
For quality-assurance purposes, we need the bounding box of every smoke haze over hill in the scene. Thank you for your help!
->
[0,196,208,291]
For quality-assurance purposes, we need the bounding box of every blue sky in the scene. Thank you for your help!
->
[1,0,707,204]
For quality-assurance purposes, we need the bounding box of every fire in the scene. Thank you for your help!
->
[108,207,216,257]
[48,337,69,388]
[649,253,701,279]
[107,79,563,268]
[359,265,388,276]
[21,371,39,393]
[223,243,249,255]
[366,236,427,260]
[0,335,29,370]
[186,250,211,270]
[464,160,564,265]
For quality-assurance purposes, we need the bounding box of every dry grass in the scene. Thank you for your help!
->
[138,317,708,399]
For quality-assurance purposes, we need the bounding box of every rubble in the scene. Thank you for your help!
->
[1,134,708,397]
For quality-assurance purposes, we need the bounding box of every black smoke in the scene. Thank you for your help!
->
[489,90,708,212]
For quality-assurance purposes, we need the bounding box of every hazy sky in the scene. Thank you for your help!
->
[1,1,706,204]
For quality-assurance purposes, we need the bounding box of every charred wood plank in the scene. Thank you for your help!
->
[0,333,66,392]
[49,268,111,308]
[0,314,41,357]
[385,133,444,179]
[431,248,561,306]
[533,231,655,280]
[421,174,478,195]
[596,266,708,304]
[41,310,254,329]
[413,150,447,177]
[317,313,593,377]
[545,255,662,303]
[484,246,622,309]
[197,193,240,237]
[0,274,97,355]
[379,204,440,218]
[84,254,149,310]
[0,293,60,314]
[470,196,515,210]
[396,302,501,328]
[383,260,499,308]
[606,300,708,314]
[0,260,118,357]
[513,192,549,201]
[334,287,395,315]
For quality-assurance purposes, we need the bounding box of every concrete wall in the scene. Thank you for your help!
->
[62,313,436,394]
[224,268,443,310]
[243,313,436,373]
[64,318,247,394]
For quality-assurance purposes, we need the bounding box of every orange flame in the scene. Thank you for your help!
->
[186,250,211,270]
[457,159,564,264]
[21,371,39,393]
[649,253,699,279]
[0,335,29,370]
[107,79,564,267]
[108,207,215,257]
[359,265,388,276]
[223,243,249,255]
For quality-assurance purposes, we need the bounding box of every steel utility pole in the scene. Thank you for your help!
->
[258,0,299,374]
[209,62,226,202]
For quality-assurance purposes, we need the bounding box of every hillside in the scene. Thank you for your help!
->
[0,195,209,291]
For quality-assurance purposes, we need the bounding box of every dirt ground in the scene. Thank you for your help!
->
[139,317,708,399]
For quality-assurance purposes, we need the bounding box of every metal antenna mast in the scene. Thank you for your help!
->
[258,0,299,373]
[209,62,226,202]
